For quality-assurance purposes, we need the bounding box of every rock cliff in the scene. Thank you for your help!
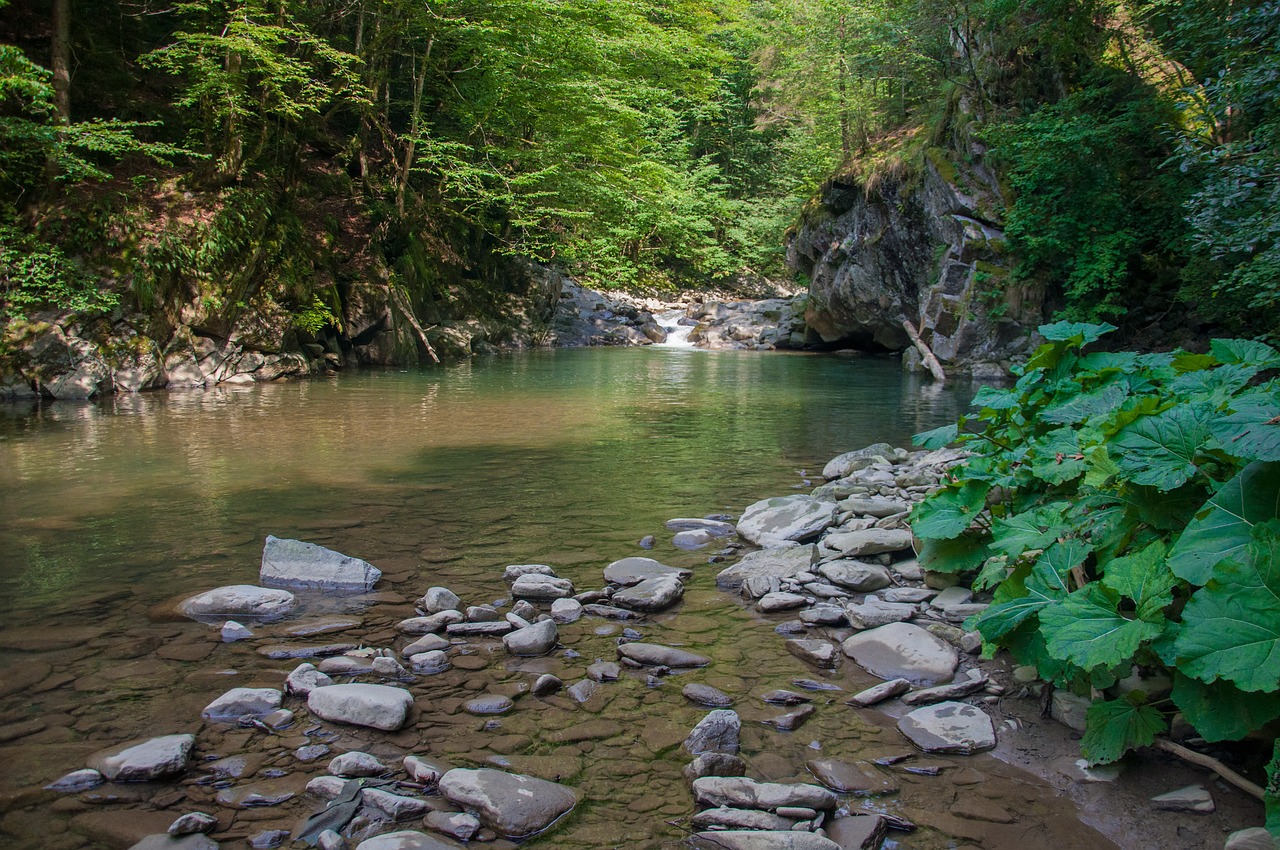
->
[786,148,1047,376]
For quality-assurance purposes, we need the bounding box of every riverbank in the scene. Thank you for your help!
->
[5,428,1267,849]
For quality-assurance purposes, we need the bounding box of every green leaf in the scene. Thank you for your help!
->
[989,502,1067,559]
[970,385,1020,411]
[1172,521,1280,693]
[1209,397,1280,462]
[1035,539,1093,594]
[1266,741,1280,837]
[1080,696,1168,765]
[1101,541,1177,621]
[1030,427,1090,485]
[1170,364,1257,406]
[911,481,991,539]
[1039,321,1117,345]
[913,423,958,450]
[1172,352,1218,373]
[1168,461,1280,585]
[1122,483,1204,532]
[1041,584,1163,670]
[1170,673,1280,743]
[973,555,1011,592]
[1077,351,1139,375]
[918,533,991,574]
[973,541,1087,641]
[1211,337,1280,369]
[1113,403,1215,491]
[1041,382,1130,425]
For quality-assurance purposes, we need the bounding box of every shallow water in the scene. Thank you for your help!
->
[0,348,1114,849]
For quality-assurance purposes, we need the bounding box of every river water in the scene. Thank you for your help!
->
[0,348,1116,849]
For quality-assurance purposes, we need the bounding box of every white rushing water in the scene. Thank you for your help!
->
[653,308,698,348]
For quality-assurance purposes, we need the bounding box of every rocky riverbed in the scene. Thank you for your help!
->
[1,443,1271,850]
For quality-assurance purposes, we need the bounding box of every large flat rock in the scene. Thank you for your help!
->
[355,831,463,850]
[438,768,577,838]
[603,557,693,586]
[716,545,817,591]
[179,585,296,622]
[87,734,195,782]
[897,701,996,754]
[612,576,684,612]
[691,776,838,811]
[841,622,957,686]
[692,833,840,850]
[737,496,837,547]
[260,536,381,592]
[617,642,709,668]
[307,684,413,731]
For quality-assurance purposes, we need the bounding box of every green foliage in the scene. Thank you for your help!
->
[911,321,1280,763]
[0,221,118,319]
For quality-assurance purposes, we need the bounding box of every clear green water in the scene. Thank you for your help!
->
[0,349,1114,850]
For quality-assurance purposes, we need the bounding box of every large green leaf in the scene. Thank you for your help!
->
[1039,321,1117,345]
[1170,673,1280,743]
[913,423,959,450]
[1168,461,1280,585]
[917,533,991,574]
[1030,427,1090,485]
[1077,351,1139,375]
[972,541,1087,641]
[1080,696,1168,765]
[1209,397,1280,462]
[910,480,990,539]
[1172,521,1280,693]
[1041,584,1163,670]
[988,502,1067,558]
[1171,364,1258,406]
[1040,382,1130,426]
[970,385,1021,411]
[1101,541,1177,621]
[1211,337,1280,369]
[1122,483,1204,532]
[1113,403,1215,491]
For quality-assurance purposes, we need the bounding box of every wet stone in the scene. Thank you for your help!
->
[737,495,838,547]
[806,759,899,795]
[786,639,838,667]
[403,634,449,656]
[167,812,216,836]
[692,807,794,831]
[463,694,514,715]
[318,656,375,675]
[818,561,893,592]
[845,597,917,629]
[761,690,809,705]
[295,744,330,762]
[531,674,563,696]
[764,704,814,731]
[617,642,710,668]
[683,753,747,783]
[259,535,381,592]
[612,575,685,612]
[845,678,910,707]
[684,710,741,755]
[180,585,297,622]
[757,592,810,613]
[249,828,291,848]
[566,680,599,703]
[202,687,282,720]
[421,587,461,614]
[88,734,195,782]
[503,563,557,582]
[1151,784,1215,813]
[690,832,840,850]
[510,574,574,600]
[46,768,104,792]
[307,683,414,731]
[587,661,621,681]
[355,831,461,850]
[438,768,578,839]
[215,785,295,808]
[683,683,733,707]
[362,787,432,821]
[824,814,888,850]
[409,650,449,675]
[842,622,958,686]
[897,701,996,754]
[691,776,838,811]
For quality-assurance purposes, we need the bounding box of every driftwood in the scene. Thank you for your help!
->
[902,319,946,384]
[390,286,440,364]
[1155,738,1265,801]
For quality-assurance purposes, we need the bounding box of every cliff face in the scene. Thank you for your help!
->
[786,148,1047,375]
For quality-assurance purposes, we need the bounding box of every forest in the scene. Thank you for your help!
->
[0,0,1276,342]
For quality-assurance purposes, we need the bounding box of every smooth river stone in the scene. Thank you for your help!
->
[822,443,898,480]
[691,776,838,811]
[438,768,578,838]
[806,759,899,795]
[502,619,558,656]
[817,560,892,592]
[715,545,818,592]
[692,832,841,850]
[510,574,574,600]
[617,642,710,668]
[683,683,733,707]
[673,529,716,549]
[684,710,740,755]
[736,496,837,547]
[463,694,514,715]
[897,701,996,754]
[307,684,413,731]
[179,585,297,622]
[202,687,282,720]
[841,622,958,686]
[611,576,684,612]
[88,734,195,782]
[260,535,381,592]
[355,831,461,850]
[664,517,738,536]
[823,528,913,557]
[602,556,693,586]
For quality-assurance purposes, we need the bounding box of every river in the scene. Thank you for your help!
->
[0,348,1117,849]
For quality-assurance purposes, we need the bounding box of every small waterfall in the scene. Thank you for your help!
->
[653,309,697,349]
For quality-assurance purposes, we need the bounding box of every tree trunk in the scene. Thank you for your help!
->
[836,14,851,157]
[51,0,71,126]
[397,36,433,215]
[902,319,947,384]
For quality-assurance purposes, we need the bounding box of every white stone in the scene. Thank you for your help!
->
[328,751,386,777]
[897,701,996,754]
[842,622,958,686]
[307,684,413,731]
[260,535,381,592]
[180,585,296,621]
[202,687,282,720]
[285,663,334,697]
[510,574,574,600]
[88,734,196,782]
[737,496,837,547]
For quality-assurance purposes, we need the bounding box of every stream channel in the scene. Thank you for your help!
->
[0,347,1122,849]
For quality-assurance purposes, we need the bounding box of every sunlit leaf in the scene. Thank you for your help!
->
[1038,321,1117,344]
[913,423,959,449]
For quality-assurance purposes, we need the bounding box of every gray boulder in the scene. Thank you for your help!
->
[716,545,818,592]
[307,684,414,731]
[128,835,219,850]
[603,556,692,586]
[817,561,892,592]
[691,776,837,811]
[503,619,559,656]
[202,687,282,720]
[841,622,958,686]
[329,752,386,777]
[502,564,556,582]
[260,535,381,592]
[845,597,916,629]
[897,701,996,754]
[617,642,709,668]
[510,574,574,600]
[822,444,898,480]
[438,768,578,839]
[612,576,684,612]
[88,734,196,782]
[355,832,461,850]
[691,832,840,850]
[684,709,741,755]
[664,518,738,536]
[737,496,837,547]
[420,587,461,614]
[823,529,913,557]
[180,585,297,622]
[285,663,334,696]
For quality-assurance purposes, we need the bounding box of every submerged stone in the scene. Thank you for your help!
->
[438,768,578,838]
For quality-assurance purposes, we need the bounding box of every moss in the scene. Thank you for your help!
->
[924,146,960,186]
